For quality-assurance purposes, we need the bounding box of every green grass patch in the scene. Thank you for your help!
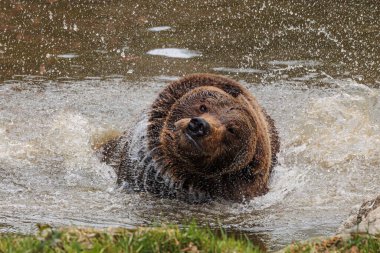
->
[284,233,380,253]
[2,223,380,253]
[0,223,260,253]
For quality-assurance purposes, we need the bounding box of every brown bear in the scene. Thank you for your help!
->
[100,74,280,203]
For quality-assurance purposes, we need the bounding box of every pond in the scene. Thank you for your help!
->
[0,1,379,251]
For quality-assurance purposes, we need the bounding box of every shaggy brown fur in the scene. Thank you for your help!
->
[100,74,280,203]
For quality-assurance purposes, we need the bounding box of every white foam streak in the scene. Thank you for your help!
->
[147,48,201,58]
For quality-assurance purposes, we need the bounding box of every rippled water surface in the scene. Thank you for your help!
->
[1,1,380,251]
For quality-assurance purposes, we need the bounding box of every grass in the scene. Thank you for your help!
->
[1,223,380,253]
[284,233,380,253]
[0,223,260,253]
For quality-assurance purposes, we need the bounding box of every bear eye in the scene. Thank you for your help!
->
[199,104,208,113]
[227,127,236,135]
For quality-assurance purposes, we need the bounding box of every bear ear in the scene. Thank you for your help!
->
[220,84,242,98]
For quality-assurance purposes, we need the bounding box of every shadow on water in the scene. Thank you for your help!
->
[1,1,380,251]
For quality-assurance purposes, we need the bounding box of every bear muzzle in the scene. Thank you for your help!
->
[186,117,211,138]
[174,115,224,156]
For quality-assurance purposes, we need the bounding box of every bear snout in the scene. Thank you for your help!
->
[186,117,210,138]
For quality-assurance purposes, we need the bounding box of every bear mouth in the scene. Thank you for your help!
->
[184,132,202,151]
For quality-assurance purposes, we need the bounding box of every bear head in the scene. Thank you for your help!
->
[162,86,257,177]
[147,74,276,194]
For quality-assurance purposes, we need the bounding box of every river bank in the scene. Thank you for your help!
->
[1,224,379,253]
[0,223,259,253]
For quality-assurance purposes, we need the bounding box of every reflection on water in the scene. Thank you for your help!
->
[213,67,265,74]
[56,53,79,59]
[268,60,321,67]
[1,0,380,251]
[147,26,172,32]
[146,48,201,58]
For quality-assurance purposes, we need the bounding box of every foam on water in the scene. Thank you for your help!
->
[146,48,202,59]
[44,111,116,188]
[212,67,266,74]
[0,77,379,249]
[147,26,172,32]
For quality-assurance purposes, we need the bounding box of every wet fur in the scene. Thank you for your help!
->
[100,74,280,203]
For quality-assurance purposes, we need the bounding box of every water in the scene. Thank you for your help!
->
[1,0,380,251]
[146,48,201,58]
[1,76,379,250]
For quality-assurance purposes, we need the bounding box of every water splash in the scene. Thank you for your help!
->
[44,111,116,188]
[287,80,379,169]
[0,78,379,250]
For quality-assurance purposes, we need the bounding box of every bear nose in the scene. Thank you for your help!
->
[187,117,210,137]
